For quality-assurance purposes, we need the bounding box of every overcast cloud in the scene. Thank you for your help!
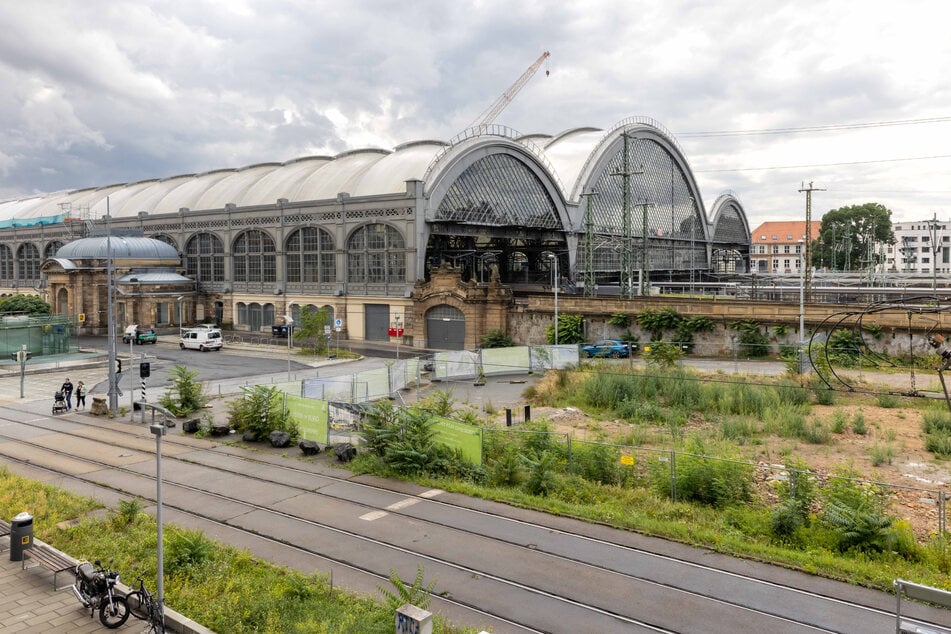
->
[1,0,949,225]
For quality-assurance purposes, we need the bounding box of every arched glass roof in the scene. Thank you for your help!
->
[0,117,750,240]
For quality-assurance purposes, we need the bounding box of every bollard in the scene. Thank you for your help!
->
[524,404,531,422]
[505,408,512,427]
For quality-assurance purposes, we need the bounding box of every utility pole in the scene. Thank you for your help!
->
[580,190,599,297]
[798,181,824,300]
[611,133,643,299]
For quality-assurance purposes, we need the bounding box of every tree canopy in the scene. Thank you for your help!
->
[815,203,895,271]
[0,294,51,315]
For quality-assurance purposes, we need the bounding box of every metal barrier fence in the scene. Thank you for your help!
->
[481,428,949,537]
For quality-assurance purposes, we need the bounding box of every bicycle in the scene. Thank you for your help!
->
[125,574,165,633]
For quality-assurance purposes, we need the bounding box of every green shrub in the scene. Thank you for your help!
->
[166,528,213,572]
[480,329,513,348]
[811,380,837,405]
[771,499,805,539]
[650,438,753,507]
[642,341,683,368]
[875,393,900,408]
[227,384,298,441]
[523,451,558,496]
[830,411,848,434]
[607,312,632,328]
[851,412,867,435]
[547,313,585,344]
[819,470,895,553]
[730,320,770,358]
[869,443,895,466]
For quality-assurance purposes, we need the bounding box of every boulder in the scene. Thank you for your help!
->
[299,440,320,456]
[334,443,357,462]
[242,429,257,442]
[269,430,292,448]
[182,419,200,433]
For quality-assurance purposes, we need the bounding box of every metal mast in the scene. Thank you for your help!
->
[580,190,599,297]
[798,181,824,299]
[612,133,643,299]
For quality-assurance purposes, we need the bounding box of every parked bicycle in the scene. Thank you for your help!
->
[125,574,165,633]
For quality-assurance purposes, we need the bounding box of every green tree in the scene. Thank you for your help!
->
[293,306,330,354]
[0,294,51,315]
[816,203,895,271]
[159,364,207,416]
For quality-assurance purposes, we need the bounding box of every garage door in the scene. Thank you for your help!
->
[365,304,390,341]
[426,304,465,350]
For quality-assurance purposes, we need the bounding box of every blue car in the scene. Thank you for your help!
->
[581,339,630,358]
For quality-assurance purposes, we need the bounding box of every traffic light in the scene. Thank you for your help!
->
[116,358,122,374]
[139,362,150,378]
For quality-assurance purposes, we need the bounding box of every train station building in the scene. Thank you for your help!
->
[0,117,752,350]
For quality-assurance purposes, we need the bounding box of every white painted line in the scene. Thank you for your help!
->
[419,489,443,498]
[387,498,420,511]
[360,510,388,521]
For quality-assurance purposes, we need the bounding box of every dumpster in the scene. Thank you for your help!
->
[10,512,33,561]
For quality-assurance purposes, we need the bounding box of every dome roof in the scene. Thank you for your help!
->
[55,236,180,260]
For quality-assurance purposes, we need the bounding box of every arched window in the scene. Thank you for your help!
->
[0,245,12,281]
[286,227,335,283]
[233,230,276,283]
[347,224,405,283]
[237,302,248,325]
[152,234,178,251]
[44,241,63,259]
[185,233,225,282]
[17,243,40,281]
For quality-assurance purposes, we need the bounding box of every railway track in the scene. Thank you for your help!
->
[0,403,943,633]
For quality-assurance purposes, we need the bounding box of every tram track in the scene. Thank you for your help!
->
[0,405,926,633]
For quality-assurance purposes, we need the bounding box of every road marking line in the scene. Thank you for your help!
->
[387,498,420,511]
[419,489,443,498]
[360,510,387,521]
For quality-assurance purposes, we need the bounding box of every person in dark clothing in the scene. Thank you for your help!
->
[76,380,87,409]
[61,377,74,410]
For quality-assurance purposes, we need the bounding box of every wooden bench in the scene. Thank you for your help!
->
[0,519,9,551]
[895,579,951,634]
[22,543,76,590]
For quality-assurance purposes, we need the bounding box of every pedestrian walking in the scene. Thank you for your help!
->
[61,377,74,410]
[76,380,87,409]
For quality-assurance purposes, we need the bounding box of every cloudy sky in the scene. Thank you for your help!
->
[1,0,949,226]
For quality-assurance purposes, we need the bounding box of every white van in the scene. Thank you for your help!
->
[179,328,223,351]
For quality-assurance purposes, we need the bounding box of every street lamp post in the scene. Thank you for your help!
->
[548,253,559,345]
[284,315,294,381]
[176,296,185,336]
[149,422,167,631]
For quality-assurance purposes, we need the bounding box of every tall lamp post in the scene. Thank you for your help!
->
[548,253,559,345]
[284,314,294,381]
[176,296,185,336]
[149,422,167,631]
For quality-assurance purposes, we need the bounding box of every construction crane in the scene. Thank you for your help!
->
[469,51,550,134]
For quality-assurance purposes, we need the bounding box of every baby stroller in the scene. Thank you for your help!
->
[52,391,68,415]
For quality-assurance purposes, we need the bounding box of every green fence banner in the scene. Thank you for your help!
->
[432,416,483,465]
[285,395,328,444]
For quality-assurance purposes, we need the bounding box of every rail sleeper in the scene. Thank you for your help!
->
[22,543,76,590]
[895,579,951,634]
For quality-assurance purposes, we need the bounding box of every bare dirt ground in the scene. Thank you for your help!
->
[496,368,951,538]
[199,367,951,537]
